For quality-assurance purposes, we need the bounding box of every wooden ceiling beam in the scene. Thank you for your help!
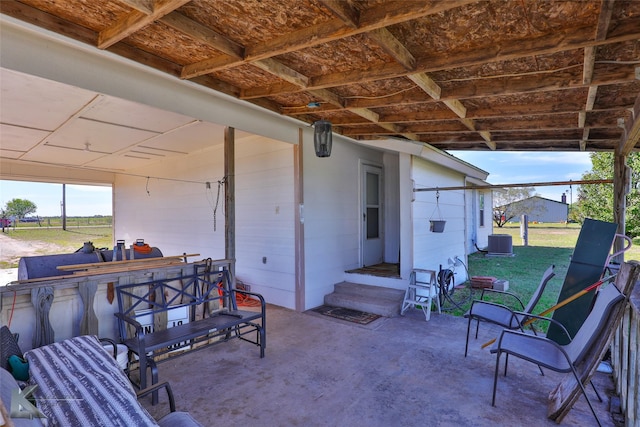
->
[318,0,360,28]
[585,86,599,111]
[595,0,616,41]
[342,63,636,110]
[583,46,597,85]
[308,25,640,92]
[118,0,154,15]
[619,93,640,156]
[444,100,467,119]
[162,11,316,91]
[161,11,244,59]
[98,0,190,49]
[579,0,614,152]
[248,0,476,62]
[368,28,416,71]
[407,73,441,100]
[248,56,636,103]
[181,0,475,78]
[393,69,490,145]
[308,89,345,108]
[251,58,309,88]
[581,128,590,151]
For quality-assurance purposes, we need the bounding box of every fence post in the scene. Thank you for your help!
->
[520,214,528,246]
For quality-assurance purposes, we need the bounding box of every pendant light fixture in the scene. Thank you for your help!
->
[313,120,332,158]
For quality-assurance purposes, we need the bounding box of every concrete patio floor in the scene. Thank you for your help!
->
[140,305,617,427]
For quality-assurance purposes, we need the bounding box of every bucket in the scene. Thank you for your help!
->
[102,343,128,370]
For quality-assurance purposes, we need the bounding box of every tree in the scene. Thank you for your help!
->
[574,152,640,237]
[492,187,540,227]
[5,198,37,222]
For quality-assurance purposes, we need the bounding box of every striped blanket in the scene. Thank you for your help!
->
[25,335,157,427]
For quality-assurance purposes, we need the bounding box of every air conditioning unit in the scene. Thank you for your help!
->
[487,234,513,256]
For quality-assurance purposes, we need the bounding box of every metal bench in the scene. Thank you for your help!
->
[115,261,266,396]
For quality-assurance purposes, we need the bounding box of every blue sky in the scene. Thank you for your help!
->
[0,151,594,217]
[0,180,112,217]
[451,151,594,204]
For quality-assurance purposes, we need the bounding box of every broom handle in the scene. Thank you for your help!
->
[480,274,615,349]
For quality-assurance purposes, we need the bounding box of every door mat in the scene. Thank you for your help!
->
[346,263,400,278]
[311,305,381,325]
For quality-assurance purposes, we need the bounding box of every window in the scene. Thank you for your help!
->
[479,193,485,227]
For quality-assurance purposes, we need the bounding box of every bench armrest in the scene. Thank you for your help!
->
[99,337,118,358]
[137,382,176,413]
[114,312,144,334]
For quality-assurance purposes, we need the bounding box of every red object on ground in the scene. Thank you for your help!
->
[471,276,497,289]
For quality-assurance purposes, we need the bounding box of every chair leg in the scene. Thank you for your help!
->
[590,380,603,403]
[465,316,473,357]
[503,353,509,377]
[573,368,602,427]
[474,319,480,339]
[148,358,159,405]
[492,351,502,406]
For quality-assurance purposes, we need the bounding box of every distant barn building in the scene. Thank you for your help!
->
[507,195,569,223]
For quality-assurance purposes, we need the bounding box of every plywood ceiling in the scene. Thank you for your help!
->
[2,0,640,154]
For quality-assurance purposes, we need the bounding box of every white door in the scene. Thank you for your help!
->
[362,165,383,266]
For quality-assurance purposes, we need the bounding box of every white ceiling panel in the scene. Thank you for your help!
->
[82,96,195,133]
[138,120,225,154]
[0,68,269,175]
[20,143,107,165]
[0,148,23,159]
[0,68,97,131]
[86,152,165,171]
[46,118,158,153]
[0,123,49,151]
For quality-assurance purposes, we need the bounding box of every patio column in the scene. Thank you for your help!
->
[612,151,628,264]
[613,93,640,263]
[225,126,236,286]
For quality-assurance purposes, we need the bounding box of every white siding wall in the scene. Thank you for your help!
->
[464,189,493,255]
[114,133,297,309]
[234,135,296,308]
[302,130,385,309]
[383,152,401,264]
[114,145,226,259]
[477,190,493,249]
[412,157,467,284]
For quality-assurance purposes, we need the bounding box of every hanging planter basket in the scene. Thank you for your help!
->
[429,220,446,233]
[429,190,446,233]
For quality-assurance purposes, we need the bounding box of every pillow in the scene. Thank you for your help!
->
[8,355,29,381]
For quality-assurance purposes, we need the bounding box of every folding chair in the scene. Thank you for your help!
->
[490,283,625,427]
[464,265,555,357]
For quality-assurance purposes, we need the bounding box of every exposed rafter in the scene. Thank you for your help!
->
[2,0,638,152]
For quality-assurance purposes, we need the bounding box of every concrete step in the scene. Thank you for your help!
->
[324,282,405,317]
[333,281,405,301]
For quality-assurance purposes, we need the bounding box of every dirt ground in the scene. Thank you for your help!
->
[0,232,65,264]
[0,232,65,284]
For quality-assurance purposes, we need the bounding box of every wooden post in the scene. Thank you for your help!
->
[31,286,54,348]
[294,127,305,312]
[79,280,99,336]
[520,214,528,246]
[224,127,236,288]
[62,184,67,231]
[612,150,629,264]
